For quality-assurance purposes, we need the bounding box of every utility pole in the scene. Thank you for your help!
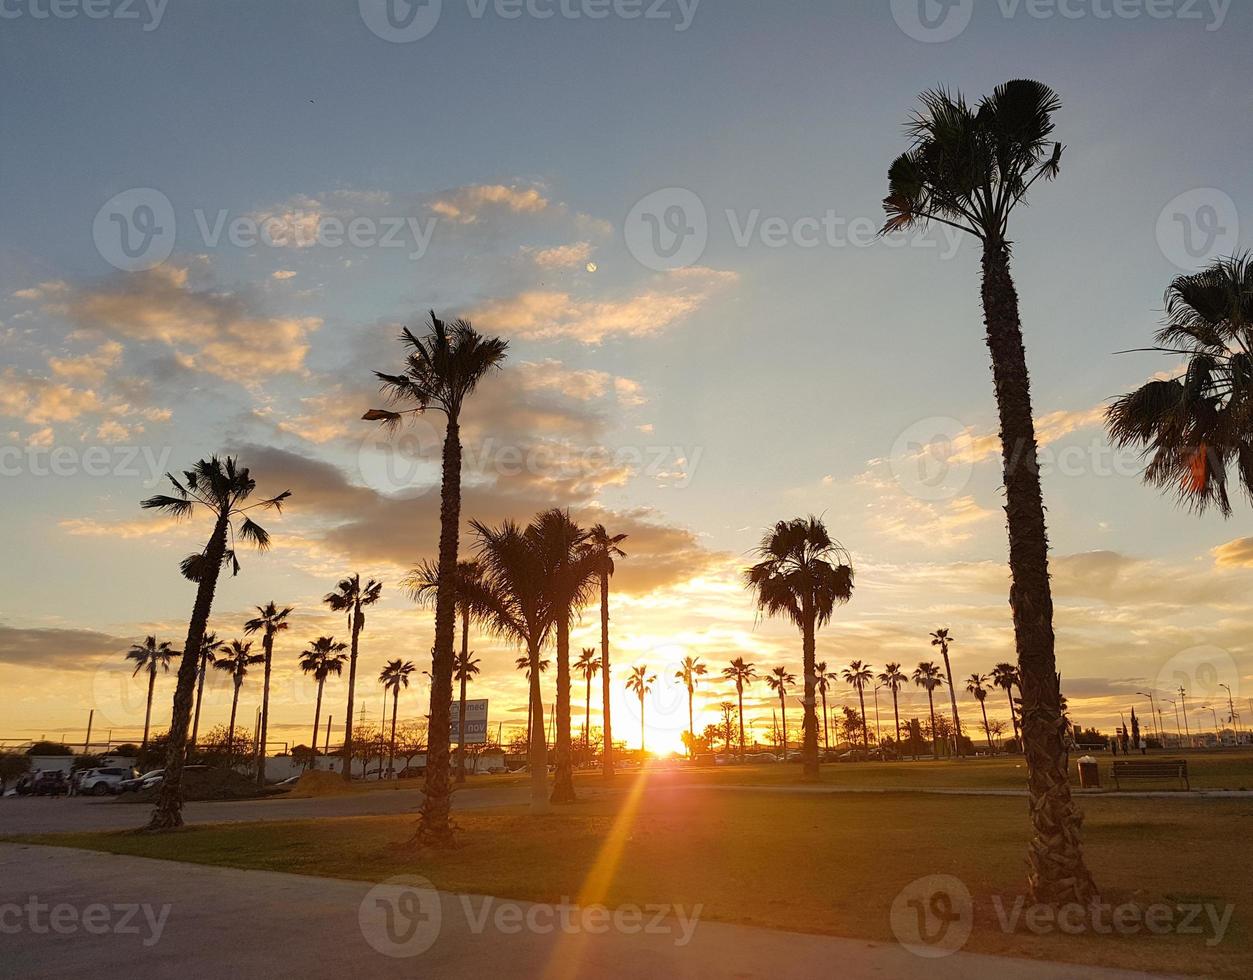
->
[1178,687,1191,747]
[1165,698,1182,748]
[83,709,94,754]
[1219,684,1241,741]
[324,715,333,757]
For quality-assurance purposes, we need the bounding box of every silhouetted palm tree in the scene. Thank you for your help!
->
[930,629,963,757]
[967,673,994,752]
[380,659,416,778]
[625,665,655,753]
[126,636,173,750]
[324,574,383,783]
[814,661,834,753]
[764,666,796,759]
[190,631,224,751]
[514,653,551,758]
[745,517,854,779]
[575,647,600,749]
[877,663,907,759]
[841,660,874,750]
[139,455,290,829]
[721,657,756,761]
[991,662,1022,749]
[674,656,708,759]
[299,637,347,767]
[1108,253,1253,516]
[882,79,1095,902]
[587,524,627,779]
[366,312,507,846]
[213,640,263,762]
[452,649,480,780]
[243,601,292,786]
[913,662,944,760]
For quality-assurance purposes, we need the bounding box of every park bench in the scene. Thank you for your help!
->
[1111,758,1189,791]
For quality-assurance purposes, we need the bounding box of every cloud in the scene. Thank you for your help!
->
[0,625,132,670]
[429,184,549,224]
[0,371,102,424]
[1212,537,1253,568]
[47,341,124,383]
[271,269,298,280]
[528,242,594,269]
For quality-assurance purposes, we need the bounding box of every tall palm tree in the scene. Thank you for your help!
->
[406,558,485,784]
[764,666,796,759]
[674,656,708,759]
[323,574,383,783]
[212,640,263,762]
[514,654,551,756]
[190,631,224,751]
[533,509,595,804]
[470,518,558,813]
[139,456,290,830]
[814,661,835,753]
[1107,253,1252,516]
[452,649,480,780]
[912,662,944,760]
[299,637,347,768]
[380,659,416,778]
[126,636,173,750]
[930,629,964,757]
[877,663,908,759]
[366,312,507,846]
[882,79,1096,902]
[967,673,994,752]
[243,601,292,786]
[745,517,855,780]
[586,524,627,779]
[841,660,874,750]
[575,647,600,749]
[721,657,756,761]
[991,662,1022,749]
[624,665,655,753]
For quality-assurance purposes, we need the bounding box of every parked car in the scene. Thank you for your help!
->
[28,770,70,796]
[137,765,208,791]
[397,765,424,779]
[121,769,163,793]
[77,766,136,796]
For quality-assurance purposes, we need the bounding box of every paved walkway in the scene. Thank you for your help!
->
[0,845,1178,980]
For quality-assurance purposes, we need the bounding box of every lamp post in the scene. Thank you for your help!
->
[1178,686,1192,747]
[1199,706,1220,744]
[1136,691,1160,746]
[872,683,883,748]
[1164,697,1182,749]
[1218,683,1241,742]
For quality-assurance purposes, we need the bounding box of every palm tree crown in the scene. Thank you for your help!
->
[127,636,174,678]
[745,517,854,630]
[380,659,416,692]
[214,640,262,684]
[300,637,348,680]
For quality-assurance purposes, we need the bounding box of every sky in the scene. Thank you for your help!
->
[1,0,1250,755]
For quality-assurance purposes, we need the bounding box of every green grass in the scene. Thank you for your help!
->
[14,784,1251,977]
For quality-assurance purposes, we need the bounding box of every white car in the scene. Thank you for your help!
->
[77,766,136,796]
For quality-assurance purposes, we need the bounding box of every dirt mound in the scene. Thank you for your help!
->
[282,769,360,798]
[127,767,283,803]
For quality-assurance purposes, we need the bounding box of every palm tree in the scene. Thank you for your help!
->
[138,456,290,829]
[470,518,558,813]
[324,574,383,784]
[126,636,173,750]
[624,665,656,753]
[575,648,600,750]
[674,656,708,759]
[991,662,1022,749]
[967,673,994,752]
[745,517,855,780]
[380,659,416,779]
[814,661,835,753]
[877,663,908,759]
[212,640,263,762]
[365,312,507,846]
[452,649,480,779]
[514,653,551,757]
[841,660,874,750]
[913,662,944,760]
[586,524,628,779]
[882,79,1095,902]
[299,637,347,768]
[764,666,796,759]
[721,657,757,761]
[406,558,485,784]
[189,631,224,751]
[242,601,292,786]
[930,629,963,757]
[1107,253,1252,516]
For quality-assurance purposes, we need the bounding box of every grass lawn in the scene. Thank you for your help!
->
[14,784,1251,977]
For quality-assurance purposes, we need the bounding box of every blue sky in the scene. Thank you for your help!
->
[1,1,1249,748]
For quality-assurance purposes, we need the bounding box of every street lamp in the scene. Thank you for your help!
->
[1135,691,1160,746]
[1218,683,1242,742]
[872,683,883,748]
[1198,705,1220,743]
[1163,697,1182,748]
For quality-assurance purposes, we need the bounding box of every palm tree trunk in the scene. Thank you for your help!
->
[800,601,819,780]
[857,688,869,752]
[389,688,399,778]
[341,610,361,783]
[309,679,324,772]
[226,680,240,765]
[147,513,228,831]
[891,690,901,761]
[143,668,155,749]
[981,241,1096,904]
[191,656,207,750]
[525,682,533,757]
[737,686,745,761]
[927,691,938,760]
[687,687,694,759]
[820,688,830,754]
[551,610,577,803]
[940,645,963,758]
[584,673,592,753]
[527,640,549,813]
[419,418,464,843]
[981,698,993,752]
[257,633,273,787]
[455,608,469,784]
[639,694,645,752]
[599,571,614,779]
[1006,685,1022,751]
[779,693,787,760]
